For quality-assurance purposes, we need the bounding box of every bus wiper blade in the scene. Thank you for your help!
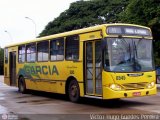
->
[132,40,141,71]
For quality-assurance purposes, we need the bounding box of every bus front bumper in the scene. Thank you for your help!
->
[103,85,157,99]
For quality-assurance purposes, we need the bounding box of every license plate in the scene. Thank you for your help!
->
[133,92,141,96]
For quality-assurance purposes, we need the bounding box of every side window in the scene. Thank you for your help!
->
[50,38,64,61]
[26,43,36,62]
[5,48,8,64]
[37,41,49,61]
[18,45,25,63]
[66,35,79,60]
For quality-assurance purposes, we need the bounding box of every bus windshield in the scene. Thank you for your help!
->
[104,38,154,72]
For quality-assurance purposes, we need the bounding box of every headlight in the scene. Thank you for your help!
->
[151,82,155,86]
[110,84,122,91]
[147,82,155,89]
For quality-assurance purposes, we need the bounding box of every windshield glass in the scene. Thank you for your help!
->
[104,38,154,72]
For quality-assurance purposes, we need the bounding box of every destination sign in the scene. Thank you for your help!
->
[107,26,151,36]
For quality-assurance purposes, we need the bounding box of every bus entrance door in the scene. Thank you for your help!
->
[9,52,17,86]
[85,41,102,96]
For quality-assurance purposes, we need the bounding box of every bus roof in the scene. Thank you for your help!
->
[5,23,150,48]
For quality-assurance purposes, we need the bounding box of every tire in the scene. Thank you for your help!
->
[68,80,80,102]
[18,76,27,94]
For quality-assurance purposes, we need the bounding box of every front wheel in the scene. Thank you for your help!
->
[18,77,27,94]
[68,80,80,102]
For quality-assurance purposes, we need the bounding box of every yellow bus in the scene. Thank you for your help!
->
[4,23,157,102]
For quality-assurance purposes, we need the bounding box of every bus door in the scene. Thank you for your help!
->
[85,41,102,96]
[9,52,17,86]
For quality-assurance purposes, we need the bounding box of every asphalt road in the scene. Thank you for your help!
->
[0,76,160,120]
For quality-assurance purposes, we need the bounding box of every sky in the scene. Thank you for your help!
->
[0,0,79,48]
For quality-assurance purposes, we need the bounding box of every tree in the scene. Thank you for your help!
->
[39,0,129,37]
[39,0,160,65]
[119,0,160,65]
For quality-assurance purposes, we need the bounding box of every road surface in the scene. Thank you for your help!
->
[0,76,160,120]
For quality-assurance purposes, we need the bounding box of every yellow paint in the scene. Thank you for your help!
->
[4,23,156,100]
[102,71,157,99]
[103,85,157,99]
[4,77,10,86]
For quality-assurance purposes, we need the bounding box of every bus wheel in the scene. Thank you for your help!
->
[18,76,27,94]
[68,80,80,102]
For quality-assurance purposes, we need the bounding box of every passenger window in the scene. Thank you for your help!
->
[66,35,79,60]
[18,45,25,63]
[37,41,49,61]
[50,38,64,61]
[5,48,8,64]
[26,43,36,62]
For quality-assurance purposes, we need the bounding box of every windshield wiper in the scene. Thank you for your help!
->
[132,40,141,71]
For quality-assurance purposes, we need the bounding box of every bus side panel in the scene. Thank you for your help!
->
[4,77,10,86]
[17,61,83,94]
[4,63,10,85]
[25,78,38,90]
[79,83,84,97]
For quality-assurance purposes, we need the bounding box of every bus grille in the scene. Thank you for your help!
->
[122,83,147,90]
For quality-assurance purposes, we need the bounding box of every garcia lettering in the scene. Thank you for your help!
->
[24,65,59,75]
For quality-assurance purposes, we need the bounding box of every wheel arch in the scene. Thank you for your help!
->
[17,74,27,93]
[18,75,24,83]
[65,76,78,95]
